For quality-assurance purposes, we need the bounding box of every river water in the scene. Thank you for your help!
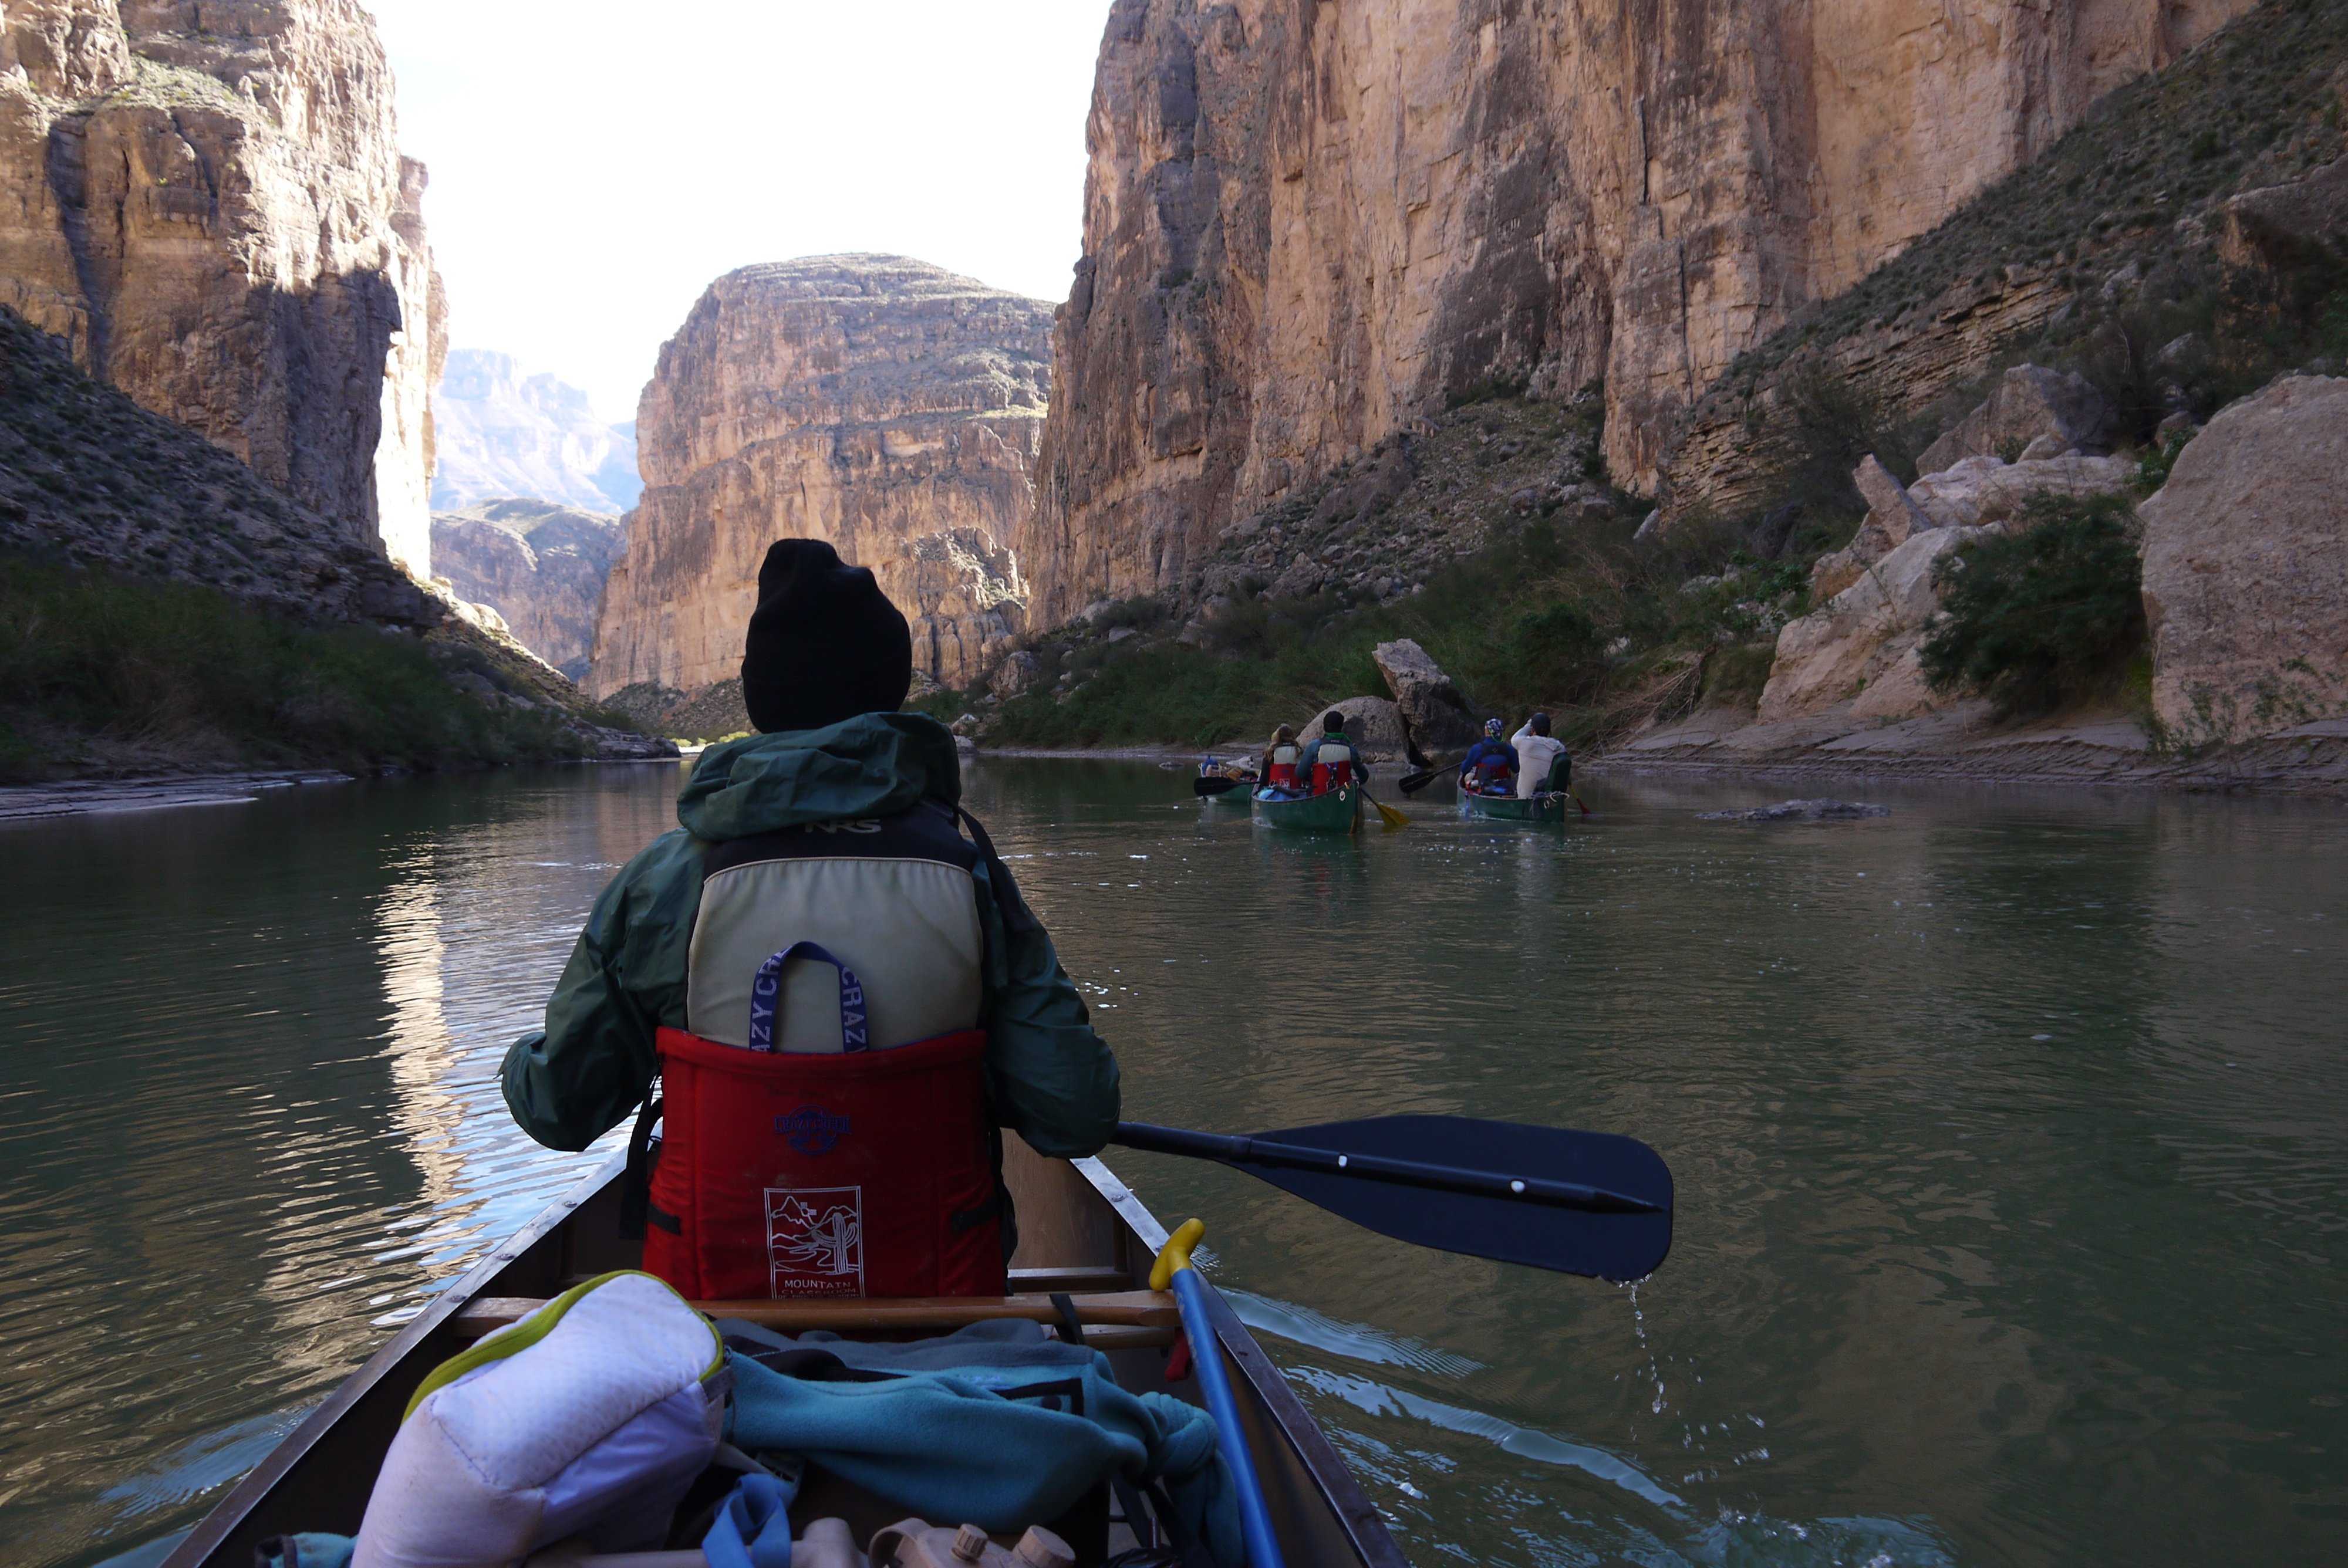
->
[3,760,2343,1567]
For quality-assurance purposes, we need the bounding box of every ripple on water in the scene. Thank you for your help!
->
[5,763,2347,1567]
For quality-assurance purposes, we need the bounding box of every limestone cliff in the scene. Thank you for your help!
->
[1022,0,2253,626]
[590,255,1050,698]
[0,0,441,573]
[431,499,622,681]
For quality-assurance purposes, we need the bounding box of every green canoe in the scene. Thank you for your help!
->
[1461,789,1571,826]
[1251,782,1362,833]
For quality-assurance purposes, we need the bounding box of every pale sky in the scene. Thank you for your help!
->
[364,1,1115,424]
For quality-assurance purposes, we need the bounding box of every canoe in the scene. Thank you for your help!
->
[1250,783,1361,834]
[1461,789,1570,826]
[161,1141,1403,1568]
[1196,776,1257,806]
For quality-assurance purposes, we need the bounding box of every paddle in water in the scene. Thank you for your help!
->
[1111,1116,1672,1282]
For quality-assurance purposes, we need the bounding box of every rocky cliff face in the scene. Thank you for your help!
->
[1022,0,2253,626]
[431,349,640,513]
[0,0,440,573]
[590,255,1050,699]
[431,499,622,681]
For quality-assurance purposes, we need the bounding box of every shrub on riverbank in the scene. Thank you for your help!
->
[977,515,1805,753]
[1920,494,2148,718]
[0,554,609,782]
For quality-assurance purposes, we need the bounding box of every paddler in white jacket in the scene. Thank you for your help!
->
[1512,712,1570,799]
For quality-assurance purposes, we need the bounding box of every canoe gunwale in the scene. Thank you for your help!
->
[1250,783,1362,834]
[160,1151,630,1568]
[164,1151,1404,1568]
[1461,790,1569,825]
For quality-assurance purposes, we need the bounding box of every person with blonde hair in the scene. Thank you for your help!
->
[1260,723,1302,792]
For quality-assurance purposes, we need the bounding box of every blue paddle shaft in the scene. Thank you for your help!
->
[1172,1268,1287,1568]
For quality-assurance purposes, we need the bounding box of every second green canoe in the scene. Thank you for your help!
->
[1460,790,1571,826]
[1252,783,1362,833]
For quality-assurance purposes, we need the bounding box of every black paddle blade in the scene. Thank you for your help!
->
[1232,1115,1671,1282]
[1396,767,1438,795]
[1193,775,1240,796]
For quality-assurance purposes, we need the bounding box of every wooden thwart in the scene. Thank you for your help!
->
[451,1289,1180,1341]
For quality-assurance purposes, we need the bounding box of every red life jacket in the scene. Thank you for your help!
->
[1310,739,1355,793]
[1474,756,1513,793]
[1267,744,1300,789]
[632,805,1011,1300]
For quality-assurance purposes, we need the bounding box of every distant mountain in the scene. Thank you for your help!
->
[432,350,642,512]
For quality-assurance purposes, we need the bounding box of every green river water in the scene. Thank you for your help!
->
[2,759,2343,1567]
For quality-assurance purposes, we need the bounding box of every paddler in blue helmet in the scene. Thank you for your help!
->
[500,539,1120,1300]
[1458,717,1516,795]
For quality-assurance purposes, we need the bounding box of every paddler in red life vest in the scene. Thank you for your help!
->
[500,540,1121,1301]
[1259,723,1301,794]
[1296,710,1364,795]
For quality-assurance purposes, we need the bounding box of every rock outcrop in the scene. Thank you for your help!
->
[430,500,623,680]
[1021,0,2253,625]
[1294,697,1409,763]
[432,350,641,513]
[0,302,436,626]
[1914,365,2116,475]
[0,0,441,575]
[1759,526,1981,725]
[591,256,1050,699]
[1372,638,1479,762]
[2138,375,2348,745]
[1662,2,2343,525]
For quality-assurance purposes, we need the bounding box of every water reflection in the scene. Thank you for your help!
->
[3,761,2343,1567]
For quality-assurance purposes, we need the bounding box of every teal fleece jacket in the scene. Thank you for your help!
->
[500,714,1121,1157]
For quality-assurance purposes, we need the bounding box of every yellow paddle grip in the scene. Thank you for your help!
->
[1149,1217,1206,1290]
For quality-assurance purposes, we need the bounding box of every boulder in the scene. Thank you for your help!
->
[1915,365,2114,475]
[2219,154,2348,274]
[1269,556,1328,599]
[1759,526,1981,723]
[1372,638,1483,761]
[987,650,1043,700]
[2138,376,2348,745]
[1294,697,1411,762]
[1810,455,1931,600]
[1905,452,2134,531]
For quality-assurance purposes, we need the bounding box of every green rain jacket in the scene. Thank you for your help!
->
[500,714,1121,1157]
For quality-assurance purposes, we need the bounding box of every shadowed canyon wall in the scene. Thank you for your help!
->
[589,255,1050,698]
[1020,0,2254,626]
[0,0,441,574]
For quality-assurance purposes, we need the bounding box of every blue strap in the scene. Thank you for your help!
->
[747,941,869,1053]
[702,1470,798,1568]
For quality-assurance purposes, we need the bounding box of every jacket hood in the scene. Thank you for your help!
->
[677,713,963,842]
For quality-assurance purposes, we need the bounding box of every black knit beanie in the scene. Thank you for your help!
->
[740,539,913,733]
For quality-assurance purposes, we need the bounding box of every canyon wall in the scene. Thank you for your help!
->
[589,255,1050,699]
[431,499,623,681]
[1022,0,2254,626]
[0,0,441,574]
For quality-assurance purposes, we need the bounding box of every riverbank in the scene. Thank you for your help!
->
[1587,698,2348,796]
[0,554,674,785]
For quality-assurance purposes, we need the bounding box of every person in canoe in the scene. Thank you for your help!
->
[1259,722,1303,795]
[1512,711,1572,797]
[500,539,1121,1302]
[1297,710,1365,795]
[1458,717,1517,796]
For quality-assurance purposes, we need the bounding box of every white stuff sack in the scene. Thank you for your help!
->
[352,1270,726,1568]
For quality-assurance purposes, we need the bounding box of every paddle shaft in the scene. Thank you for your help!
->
[1170,1266,1288,1568]
[1113,1121,1664,1215]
